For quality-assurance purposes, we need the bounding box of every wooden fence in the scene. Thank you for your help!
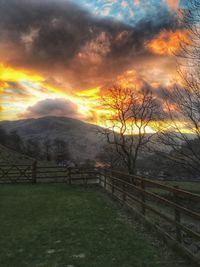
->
[99,168,200,266]
[0,162,98,184]
[0,164,33,183]
[0,163,199,265]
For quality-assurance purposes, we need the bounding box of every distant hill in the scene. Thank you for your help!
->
[0,116,106,161]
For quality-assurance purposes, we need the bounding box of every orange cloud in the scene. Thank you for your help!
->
[121,1,128,8]
[134,0,140,6]
[146,29,189,56]
[0,63,74,120]
[116,70,146,90]
[166,0,179,11]
[0,81,8,91]
[0,63,70,99]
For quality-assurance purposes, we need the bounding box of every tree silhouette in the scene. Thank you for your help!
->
[53,138,71,163]
[158,0,200,174]
[100,85,158,176]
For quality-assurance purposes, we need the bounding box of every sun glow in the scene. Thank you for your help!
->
[0,62,192,135]
[0,63,43,82]
[97,119,156,135]
[0,63,73,119]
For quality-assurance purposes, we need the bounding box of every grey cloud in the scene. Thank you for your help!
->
[21,98,80,119]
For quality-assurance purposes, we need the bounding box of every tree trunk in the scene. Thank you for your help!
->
[127,157,136,182]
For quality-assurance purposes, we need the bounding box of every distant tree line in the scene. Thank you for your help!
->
[137,141,200,180]
[96,137,200,180]
[0,126,71,163]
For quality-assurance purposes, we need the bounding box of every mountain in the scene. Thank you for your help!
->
[0,116,106,161]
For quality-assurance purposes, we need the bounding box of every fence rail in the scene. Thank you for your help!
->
[0,163,199,264]
[99,168,200,265]
[0,162,98,184]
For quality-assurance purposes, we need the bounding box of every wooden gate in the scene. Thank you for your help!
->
[0,164,32,183]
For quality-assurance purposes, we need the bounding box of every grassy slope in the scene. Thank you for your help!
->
[149,179,200,194]
[0,144,33,165]
[0,145,56,168]
[162,180,200,194]
[0,185,192,267]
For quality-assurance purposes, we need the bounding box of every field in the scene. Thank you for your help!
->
[161,180,200,194]
[0,184,193,267]
[147,180,200,197]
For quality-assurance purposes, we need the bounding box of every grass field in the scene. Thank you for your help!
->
[147,179,200,195]
[161,180,200,194]
[0,184,194,267]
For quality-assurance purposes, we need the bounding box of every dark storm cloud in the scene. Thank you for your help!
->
[0,0,181,88]
[0,0,93,66]
[20,98,80,119]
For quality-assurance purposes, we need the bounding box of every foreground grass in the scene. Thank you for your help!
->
[0,184,191,267]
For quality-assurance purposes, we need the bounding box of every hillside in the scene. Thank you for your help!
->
[0,116,106,161]
[0,144,33,165]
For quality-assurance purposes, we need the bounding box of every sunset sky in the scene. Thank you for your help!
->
[0,0,188,127]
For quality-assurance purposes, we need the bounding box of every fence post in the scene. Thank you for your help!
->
[68,168,72,185]
[98,169,102,185]
[84,170,88,189]
[111,177,114,194]
[32,161,37,184]
[104,170,107,189]
[122,182,126,202]
[173,186,182,243]
[141,177,146,216]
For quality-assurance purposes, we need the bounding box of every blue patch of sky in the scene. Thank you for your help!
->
[73,0,180,26]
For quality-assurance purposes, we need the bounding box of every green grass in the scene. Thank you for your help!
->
[0,184,191,267]
[162,180,200,194]
[148,180,200,195]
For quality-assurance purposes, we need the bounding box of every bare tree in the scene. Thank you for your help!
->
[96,144,124,169]
[53,138,71,164]
[8,130,24,153]
[0,126,8,146]
[100,85,158,176]
[178,0,200,66]
[25,138,41,159]
[43,138,51,161]
[158,0,200,174]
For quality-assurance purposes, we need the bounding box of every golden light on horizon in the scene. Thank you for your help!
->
[0,63,43,82]
[0,62,194,135]
[97,119,156,135]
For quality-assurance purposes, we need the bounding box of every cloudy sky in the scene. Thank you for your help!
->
[0,0,188,126]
